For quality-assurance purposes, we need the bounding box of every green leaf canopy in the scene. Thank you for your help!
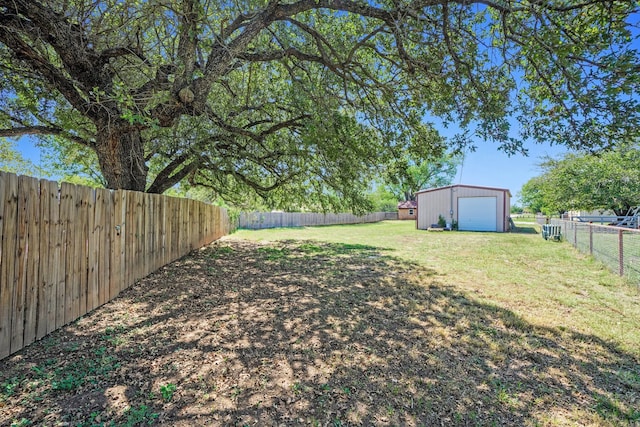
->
[0,0,638,212]
[522,146,640,216]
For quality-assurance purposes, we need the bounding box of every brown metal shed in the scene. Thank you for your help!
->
[416,184,512,232]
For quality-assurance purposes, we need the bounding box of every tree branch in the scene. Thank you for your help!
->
[98,47,146,65]
[0,23,93,117]
[0,125,92,147]
[258,115,310,138]
[147,152,200,194]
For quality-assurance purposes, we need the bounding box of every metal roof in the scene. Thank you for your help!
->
[415,184,512,197]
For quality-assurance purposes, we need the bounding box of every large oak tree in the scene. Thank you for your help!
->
[0,0,638,210]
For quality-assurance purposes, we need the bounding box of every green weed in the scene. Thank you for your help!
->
[51,354,120,392]
[160,383,177,401]
[230,386,243,399]
[1,377,21,399]
[51,374,83,391]
[257,246,290,260]
[102,325,127,346]
[63,342,80,352]
[209,245,234,258]
[298,243,323,253]
[386,404,395,416]
[123,405,159,426]
[76,411,115,427]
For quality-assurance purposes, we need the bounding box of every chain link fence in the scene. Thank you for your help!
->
[549,219,640,283]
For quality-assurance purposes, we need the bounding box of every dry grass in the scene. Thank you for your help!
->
[1,221,639,426]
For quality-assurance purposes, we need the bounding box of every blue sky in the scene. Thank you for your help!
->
[452,139,566,202]
[429,118,568,203]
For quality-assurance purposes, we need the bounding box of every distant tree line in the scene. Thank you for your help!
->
[519,145,640,216]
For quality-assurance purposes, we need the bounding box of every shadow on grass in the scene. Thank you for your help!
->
[1,240,639,426]
[512,224,539,234]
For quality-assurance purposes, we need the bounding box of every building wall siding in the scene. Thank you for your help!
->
[417,188,453,228]
[416,185,511,232]
[398,208,416,220]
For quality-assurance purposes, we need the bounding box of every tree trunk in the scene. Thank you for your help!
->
[613,207,629,217]
[94,121,148,192]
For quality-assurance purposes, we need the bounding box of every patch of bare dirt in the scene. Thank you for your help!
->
[1,238,639,426]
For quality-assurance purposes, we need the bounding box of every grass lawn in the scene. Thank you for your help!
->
[1,220,639,426]
[510,216,539,223]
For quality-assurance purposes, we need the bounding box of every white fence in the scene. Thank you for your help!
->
[550,219,640,282]
[238,211,398,230]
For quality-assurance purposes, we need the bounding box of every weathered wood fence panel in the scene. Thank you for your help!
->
[0,171,231,359]
[238,211,398,229]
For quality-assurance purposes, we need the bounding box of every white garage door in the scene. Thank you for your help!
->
[458,197,497,231]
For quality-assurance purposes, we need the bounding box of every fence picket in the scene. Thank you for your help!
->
[76,186,91,315]
[105,189,113,301]
[189,199,196,250]
[95,188,110,306]
[145,194,153,275]
[11,176,30,353]
[155,195,163,271]
[110,190,122,298]
[23,176,40,347]
[36,179,52,340]
[0,172,17,358]
[128,191,136,283]
[87,188,99,311]
[180,200,186,254]
[46,180,61,334]
[124,191,134,288]
[60,183,78,325]
[134,191,144,282]
[117,190,127,292]
[170,197,179,261]
[55,185,70,328]
[164,197,172,265]
[177,197,183,256]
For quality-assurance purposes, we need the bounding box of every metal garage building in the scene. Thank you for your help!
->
[416,185,512,232]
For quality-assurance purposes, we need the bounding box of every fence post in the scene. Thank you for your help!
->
[574,223,577,247]
[618,229,624,276]
[589,224,593,255]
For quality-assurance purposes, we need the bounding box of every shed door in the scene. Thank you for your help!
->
[458,197,497,231]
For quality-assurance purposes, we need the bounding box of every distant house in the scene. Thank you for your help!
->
[397,200,418,220]
[416,184,511,232]
[566,209,615,220]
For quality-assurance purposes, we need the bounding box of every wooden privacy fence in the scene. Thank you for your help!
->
[238,211,398,229]
[0,171,231,359]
